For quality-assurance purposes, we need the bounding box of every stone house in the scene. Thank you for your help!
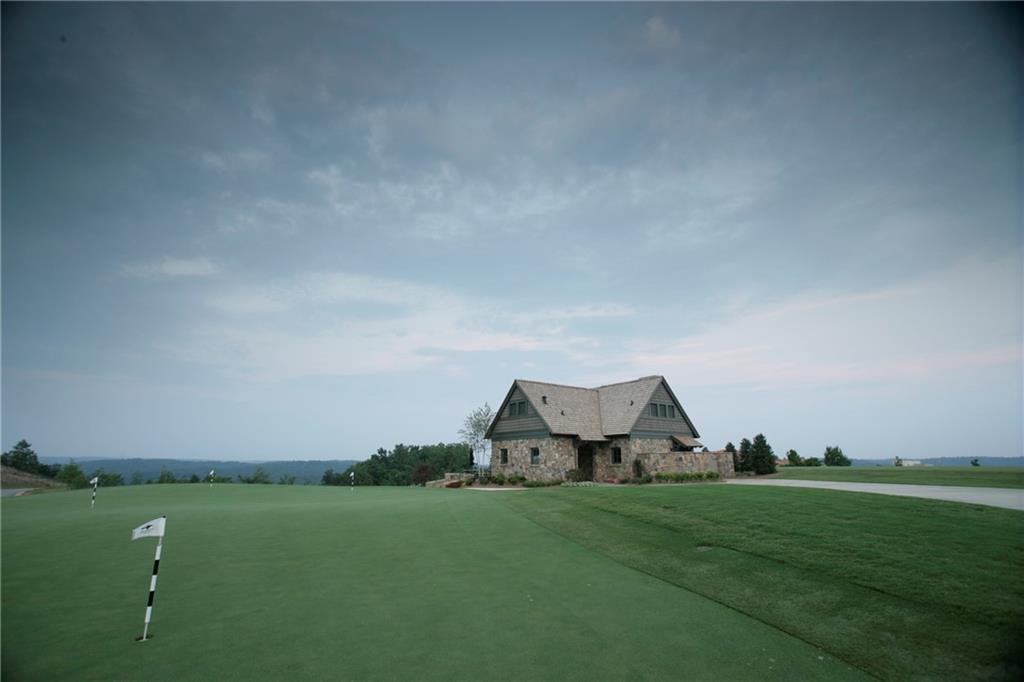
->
[486,376,734,481]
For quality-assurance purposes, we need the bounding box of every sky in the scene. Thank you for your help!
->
[2,3,1021,463]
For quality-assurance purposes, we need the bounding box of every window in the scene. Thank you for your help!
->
[668,405,675,419]
[659,404,667,418]
[530,447,540,465]
[500,448,508,465]
[611,447,622,464]
[510,400,528,417]
[650,403,658,417]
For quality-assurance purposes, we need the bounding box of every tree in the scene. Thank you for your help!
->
[786,449,803,466]
[823,446,851,467]
[90,469,124,487]
[238,467,272,484]
[130,472,144,485]
[1,439,59,477]
[458,404,495,470]
[736,438,753,472]
[158,469,178,484]
[803,456,823,467]
[970,458,980,467]
[894,456,903,467]
[2,439,40,473]
[411,463,434,486]
[278,475,296,485]
[56,460,89,489]
[749,434,777,475]
[189,473,201,483]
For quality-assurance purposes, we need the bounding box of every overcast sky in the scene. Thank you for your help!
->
[3,3,1021,462]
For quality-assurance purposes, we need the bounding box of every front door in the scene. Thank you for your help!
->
[577,445,595,481]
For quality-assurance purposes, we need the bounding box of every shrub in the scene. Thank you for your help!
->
[632,459,645,478]
[562,481,599,487]
[786,449,802,466]
[566,469,589,483]
[492,472,506,486]
[523,479,562,488]
[803,457,823,467]
[704,471,720,480]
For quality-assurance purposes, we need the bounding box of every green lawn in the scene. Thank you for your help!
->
[772,465,1024,488]
[500,485,1024,681]
[2,485,864,681]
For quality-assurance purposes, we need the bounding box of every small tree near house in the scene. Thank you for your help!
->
[459,403,495,473]
[786,449,803,466]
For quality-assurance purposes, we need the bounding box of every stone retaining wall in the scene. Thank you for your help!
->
[491,436,735,481]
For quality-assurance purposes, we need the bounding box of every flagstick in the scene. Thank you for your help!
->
[140,535,163,641]
[91,479,98,509]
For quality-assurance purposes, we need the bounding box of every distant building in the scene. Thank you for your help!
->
[896,458,924,467]
[486,375,734,481]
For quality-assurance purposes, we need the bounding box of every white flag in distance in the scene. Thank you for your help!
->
[209,470,215,476]
[131,517,166,541]
[89,477,99,485]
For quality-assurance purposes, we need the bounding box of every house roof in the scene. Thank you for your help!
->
[486,375,698,441]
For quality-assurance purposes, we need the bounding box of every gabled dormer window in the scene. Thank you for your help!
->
[509,400,528,417]
[648,402,678,419]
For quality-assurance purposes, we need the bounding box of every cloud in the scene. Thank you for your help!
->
[619,256,1021,389]
[159,269,638,381]
[307,162,600,239]
[643,17,683,51]
[122,257,222,278]
[197,149,272,173]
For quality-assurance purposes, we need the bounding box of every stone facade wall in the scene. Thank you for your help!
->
[490,436,735,481]
[491,437,576,481]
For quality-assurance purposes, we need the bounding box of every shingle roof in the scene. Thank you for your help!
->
[493,376,674,441]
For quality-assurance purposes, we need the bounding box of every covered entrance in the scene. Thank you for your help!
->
[576,444,595,481]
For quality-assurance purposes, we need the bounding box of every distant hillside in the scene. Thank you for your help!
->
[37,457,359,484]
[851,456,1024,468]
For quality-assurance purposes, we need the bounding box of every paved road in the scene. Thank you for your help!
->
[1,488,33,497]
[724,478,1024,511]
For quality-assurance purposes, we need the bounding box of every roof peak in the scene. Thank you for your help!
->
[516,376,662,392]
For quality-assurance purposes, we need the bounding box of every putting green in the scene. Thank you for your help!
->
[2,485,865,680]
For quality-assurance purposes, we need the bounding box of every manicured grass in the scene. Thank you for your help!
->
[772,465,1024,488]
[2,485,864,681]
[500,485,1024,681]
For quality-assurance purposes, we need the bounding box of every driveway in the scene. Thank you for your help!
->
[1,488,33,497]
[724,478,1024,511]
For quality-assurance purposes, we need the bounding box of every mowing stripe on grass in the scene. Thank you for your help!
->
[2,485,868,681]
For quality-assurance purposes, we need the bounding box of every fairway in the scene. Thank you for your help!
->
[2,485,863,681]
[501,485,1024,681]
[772,466,1024,488]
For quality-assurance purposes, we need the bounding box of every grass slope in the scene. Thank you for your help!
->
[1,465,66,490]
[500,486,1024,681]
[2,485,863,681]
[773,466,1024,488]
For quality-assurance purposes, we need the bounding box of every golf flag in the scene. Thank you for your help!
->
[132,517,166,541]
[209,469,215,488]
[90,477,99,508]
[132,516,167,642]
[89,477,99,485]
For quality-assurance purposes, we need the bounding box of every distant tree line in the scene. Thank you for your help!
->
[323,443,472,486]
[785,446,851,467]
